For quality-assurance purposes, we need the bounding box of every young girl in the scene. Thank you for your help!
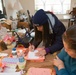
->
[54,25,76,75]
[29,9,65,56]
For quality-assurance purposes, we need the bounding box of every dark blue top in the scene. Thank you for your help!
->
[55,49,76,75]
[45,14,66,53]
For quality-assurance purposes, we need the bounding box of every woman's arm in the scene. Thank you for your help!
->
[45,21,66,54]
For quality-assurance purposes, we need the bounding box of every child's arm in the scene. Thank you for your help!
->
[58,68,70,75]
[54,56,71,75]
[54,49,70,75]
[57,48,67,61]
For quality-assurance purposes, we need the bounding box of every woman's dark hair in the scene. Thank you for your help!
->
[34,21,50,47]
[62,25,76,50]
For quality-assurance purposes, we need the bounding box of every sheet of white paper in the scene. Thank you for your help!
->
[3,67,16,72]
[28,50,39,59]
[0,72,21,75]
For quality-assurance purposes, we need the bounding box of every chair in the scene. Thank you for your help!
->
[17,21,30,29]
[68,7,76,27]
[2,23,11,30]
[27,10,33,30]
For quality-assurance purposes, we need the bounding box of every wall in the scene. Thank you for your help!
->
[19,0,35,15]
[3,0,17,19]
[3,0,35,19]
[4,0,23,19]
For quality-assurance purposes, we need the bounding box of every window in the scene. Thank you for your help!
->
[35,0,71,14]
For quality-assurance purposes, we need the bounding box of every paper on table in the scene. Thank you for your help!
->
[27,67,52,75]
[0,53,8,57]
[0,72,21,75]
[3,67,17,72]
[28,50,39,59]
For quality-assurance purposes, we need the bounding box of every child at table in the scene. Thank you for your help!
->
[53,25,76,75]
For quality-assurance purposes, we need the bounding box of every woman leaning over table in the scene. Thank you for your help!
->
[29,9,66,56]
[54,25,76,75]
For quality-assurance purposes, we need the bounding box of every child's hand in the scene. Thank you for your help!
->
[29,43,35,51]
[53,56,65,70]
[35,48,46,57]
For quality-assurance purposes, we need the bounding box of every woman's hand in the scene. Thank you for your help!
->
[53,56,65,70]
[35,47,46,57]
[29,43,35,51]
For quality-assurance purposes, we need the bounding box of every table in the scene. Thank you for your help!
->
[2,21,29,31]
[17,22,29,29]
[2,23,11,30]
[1,49,56,75]
[25,53,55,71]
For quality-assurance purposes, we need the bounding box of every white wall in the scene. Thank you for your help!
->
[3,0,24,19]
[3,0,16,19]
[3,0,35,19]
[19,0,35,15]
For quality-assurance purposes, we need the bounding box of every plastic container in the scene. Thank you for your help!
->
[17,49,26,71]
[25,49,45,62]
[18,55,26,74]
[2,58,18,69]
[12,48,17,58]
[18,56,26,70]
